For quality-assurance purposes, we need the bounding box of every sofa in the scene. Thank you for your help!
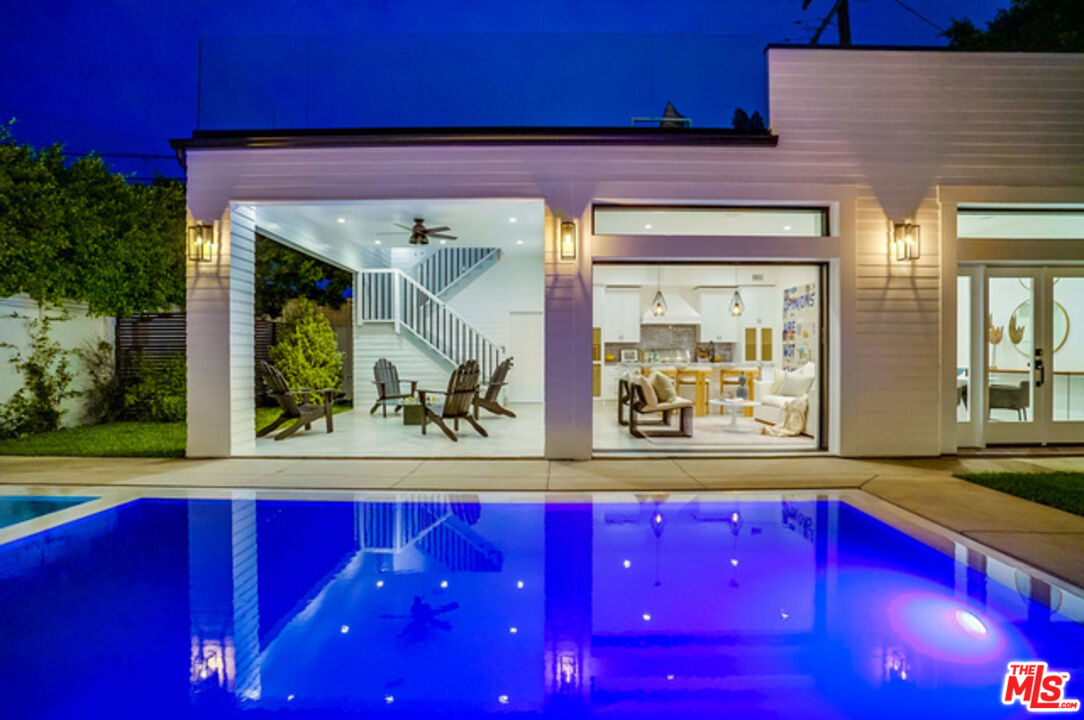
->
[753,362,816,435]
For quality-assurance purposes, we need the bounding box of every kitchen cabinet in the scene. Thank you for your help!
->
[697,290,738,342]
[602,289,641,343]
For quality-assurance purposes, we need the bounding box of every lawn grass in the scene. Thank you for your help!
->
[955,471,1084,517]
[0,421,186,458]
[0,404,354,458]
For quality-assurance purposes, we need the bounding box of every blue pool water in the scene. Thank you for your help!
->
[0,495,1081,719]
[0,495,92,530]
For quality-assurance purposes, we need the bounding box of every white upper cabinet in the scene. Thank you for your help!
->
[602,288,641,343]
[698,290,738,342]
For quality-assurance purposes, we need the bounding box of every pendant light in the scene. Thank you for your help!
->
[729,267,745,317]
[651,267,667,317]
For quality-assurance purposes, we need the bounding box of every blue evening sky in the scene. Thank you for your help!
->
[1,0,1008,179]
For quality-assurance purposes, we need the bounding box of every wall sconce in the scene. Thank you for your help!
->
[891,221,920,261]
[559,220,577,261]
[187,221,218,263]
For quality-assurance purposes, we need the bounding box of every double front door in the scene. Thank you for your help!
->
[962,267,1084,445]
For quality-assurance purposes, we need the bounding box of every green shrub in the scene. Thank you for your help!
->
[77,339,124,424]
[124,354,186,422]
[0,311,77,439]
[269,298,344,396]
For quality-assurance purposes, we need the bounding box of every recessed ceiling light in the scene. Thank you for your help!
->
[440,239,447,245]
[782,225,792,231]
[375,240,382,245]
[644,223,653,230]
[509,217,517,223]
[516,240,524,245]
[336,217,346,224]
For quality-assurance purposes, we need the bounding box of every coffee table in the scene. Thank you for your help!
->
[709,398,762,433]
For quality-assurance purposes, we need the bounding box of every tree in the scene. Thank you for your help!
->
[268,298,344,396]
[0,123,185,317]
[731,108,766,132]
[946,0,1084,51]
[255,233,353,317]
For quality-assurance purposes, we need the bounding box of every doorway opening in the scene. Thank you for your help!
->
[592,262,825,453]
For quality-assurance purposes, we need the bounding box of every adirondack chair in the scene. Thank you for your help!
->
[473,357,516,419]
[370,358,418,417]
[418,360,487,442]
[257,361,335,441]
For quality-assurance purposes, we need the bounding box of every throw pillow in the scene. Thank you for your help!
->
[780,369,815,397]
[650,371,678,403]
[770,369,784,395]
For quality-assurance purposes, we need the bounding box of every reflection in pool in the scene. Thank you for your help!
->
[0,493,1080,718]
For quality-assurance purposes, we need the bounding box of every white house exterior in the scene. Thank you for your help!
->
[175,47,1084,460]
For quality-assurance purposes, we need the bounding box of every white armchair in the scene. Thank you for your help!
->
[754,362,816,435]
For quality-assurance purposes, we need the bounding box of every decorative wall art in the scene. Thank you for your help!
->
[782,284,817,371]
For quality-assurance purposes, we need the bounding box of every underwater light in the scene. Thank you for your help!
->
[955,609,988,637]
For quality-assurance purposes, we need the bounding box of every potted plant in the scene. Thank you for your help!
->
[401,396,425,426]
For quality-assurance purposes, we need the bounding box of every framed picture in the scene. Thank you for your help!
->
[620,348,640,362]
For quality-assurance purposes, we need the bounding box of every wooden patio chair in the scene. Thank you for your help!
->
[370,358,418,417]
[418,360,488,442]
[257,361,335,441]
[473,357,516,419]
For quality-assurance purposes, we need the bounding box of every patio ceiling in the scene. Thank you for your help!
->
[251,198,545,270]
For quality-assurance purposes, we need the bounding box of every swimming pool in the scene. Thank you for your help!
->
[0,495,93,530]
[0,491,1080,718]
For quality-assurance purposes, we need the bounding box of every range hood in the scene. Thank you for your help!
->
[641,291,702,325]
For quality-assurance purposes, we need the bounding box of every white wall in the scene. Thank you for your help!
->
[0,295,114,428]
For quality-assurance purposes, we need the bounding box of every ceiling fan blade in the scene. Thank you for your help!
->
[429,233,457,240]
[424,226,450,234]
[393,223,414,232]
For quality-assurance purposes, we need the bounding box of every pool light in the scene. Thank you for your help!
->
[509,626,518,634]
[955,609,988,637]
[516,580,525,589]
[642,613,652,621]
[384,695,395,704]
[440,580,449,589]
[622,559,632,569]
[730,558,739,567]
[498,694,509,704]
[340,624,350,634]
[375,580,384,588]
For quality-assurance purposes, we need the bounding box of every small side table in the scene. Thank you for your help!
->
[709,399,761,433]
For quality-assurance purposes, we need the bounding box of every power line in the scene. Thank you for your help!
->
[891,0,946,33]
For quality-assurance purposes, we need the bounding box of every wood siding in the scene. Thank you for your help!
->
[184,48,1084,458]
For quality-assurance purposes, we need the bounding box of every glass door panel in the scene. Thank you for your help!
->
[984,271,1043,444]
[1050,271,1084,442]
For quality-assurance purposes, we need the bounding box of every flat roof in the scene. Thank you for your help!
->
[170,126,777,167]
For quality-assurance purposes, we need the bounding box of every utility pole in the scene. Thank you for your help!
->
[803,0,852,46]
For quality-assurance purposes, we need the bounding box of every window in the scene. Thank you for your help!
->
[957,207,1084,240]
[593,206,828,237]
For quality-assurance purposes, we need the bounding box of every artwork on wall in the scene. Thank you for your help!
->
[782,284,817,371]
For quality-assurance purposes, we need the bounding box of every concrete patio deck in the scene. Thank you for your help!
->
[2,454,1083,591]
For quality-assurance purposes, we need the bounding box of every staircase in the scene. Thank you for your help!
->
[411,247,500,300]
[358,268,505,380]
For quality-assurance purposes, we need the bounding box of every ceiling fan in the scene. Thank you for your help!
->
[379,218,457,245]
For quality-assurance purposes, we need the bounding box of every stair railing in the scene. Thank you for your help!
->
[412,247,499,297]
[357,268,505,378]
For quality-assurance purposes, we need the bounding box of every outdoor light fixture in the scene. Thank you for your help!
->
[187,222,218,263]
[892,221,921,261]
[559,220,577,260]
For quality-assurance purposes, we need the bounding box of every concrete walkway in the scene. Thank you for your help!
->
[2,454,1083,590]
